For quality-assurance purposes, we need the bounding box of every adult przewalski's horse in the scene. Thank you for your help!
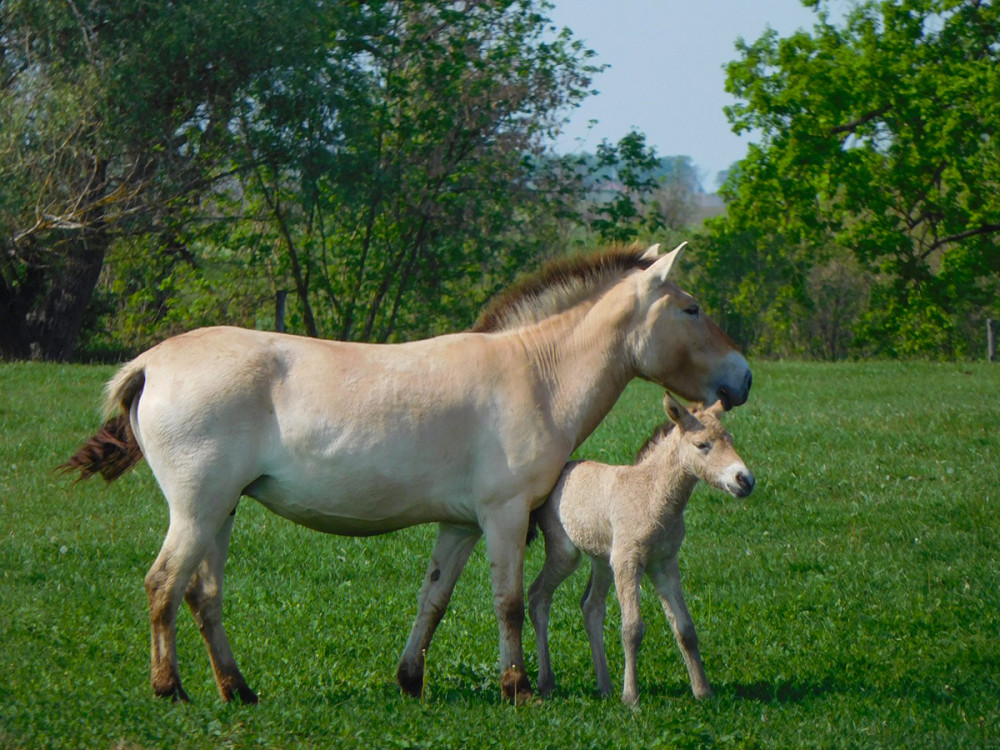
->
[64,242,751,704]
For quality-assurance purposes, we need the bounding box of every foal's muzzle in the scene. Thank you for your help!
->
[734,470,755,498]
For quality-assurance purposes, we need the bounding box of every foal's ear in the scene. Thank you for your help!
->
[663,391,701,432]
[644,241,687,284]
[706,399,726,418]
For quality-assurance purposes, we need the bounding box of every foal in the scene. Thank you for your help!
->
[528,393,754,705]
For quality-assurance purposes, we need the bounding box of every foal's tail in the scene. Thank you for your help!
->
[60,360,147,482]
[525,508,542,547]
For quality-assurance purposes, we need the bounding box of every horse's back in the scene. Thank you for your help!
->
[123,326,552,531]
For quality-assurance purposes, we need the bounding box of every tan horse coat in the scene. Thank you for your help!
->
[529,394,754,704]
[65,243,752,703]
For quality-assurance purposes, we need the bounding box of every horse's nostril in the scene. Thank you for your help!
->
[737,472,755,495]
[718,387,733,411]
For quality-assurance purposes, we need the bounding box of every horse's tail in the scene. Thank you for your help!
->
[60,359,147,482]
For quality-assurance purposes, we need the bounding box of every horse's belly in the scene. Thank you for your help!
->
[242,471,479,536]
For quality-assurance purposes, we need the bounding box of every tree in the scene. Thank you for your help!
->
[233,0,598,343]
[0,0,335,359]
[581,130,701,245]
[2,1,599,357]
[705,0,1000,357]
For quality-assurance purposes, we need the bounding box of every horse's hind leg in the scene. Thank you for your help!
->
[145,522,214,702]
[397,522,481,697]
[145,494,238,702]
[184,513,258,704]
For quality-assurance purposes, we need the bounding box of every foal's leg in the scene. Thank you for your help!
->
[611,552,645,705]
[397,522,481,697]
[481,501,534,702]
[648,556,712,699]
[580,557,615,697]
[184,513,258,704]
[526,506,581,696]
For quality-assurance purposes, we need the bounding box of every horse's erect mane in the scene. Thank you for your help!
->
[470,246,656,333]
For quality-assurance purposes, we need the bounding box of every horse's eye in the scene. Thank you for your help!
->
[695,441,711,452]
[684,305,700,317]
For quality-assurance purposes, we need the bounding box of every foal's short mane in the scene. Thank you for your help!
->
[471,246,655,333]
[635,405,725,463]
[635,422,676,463]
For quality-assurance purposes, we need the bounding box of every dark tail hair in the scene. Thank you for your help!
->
[526,508,541,547]
[60,413,143,482]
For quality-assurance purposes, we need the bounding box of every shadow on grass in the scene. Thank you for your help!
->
[634,677,842,705]
[724,678,844,704]
[298,673,851,708]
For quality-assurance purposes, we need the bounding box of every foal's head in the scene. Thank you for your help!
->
[661,392,755,498]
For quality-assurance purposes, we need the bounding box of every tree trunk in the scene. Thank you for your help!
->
[34,232,108,360]
[0,158,110,361]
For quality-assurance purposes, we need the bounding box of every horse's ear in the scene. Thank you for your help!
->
[641,243,662,261]
[663,391,700,432]
[644,241,687,285]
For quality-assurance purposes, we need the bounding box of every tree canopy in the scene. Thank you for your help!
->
[0,0,346,358]
[698,0,1000,357]
[1,0,605,358]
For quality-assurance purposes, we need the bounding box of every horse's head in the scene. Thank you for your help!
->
[663,392,754,498]
[629,244,751,410]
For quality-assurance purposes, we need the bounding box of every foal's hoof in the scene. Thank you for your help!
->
[500,666,534,704]
[396,662,423,698]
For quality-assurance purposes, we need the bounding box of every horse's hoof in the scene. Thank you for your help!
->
[154,684,190,703]
[396,662,423,698]
[222,680,259,705]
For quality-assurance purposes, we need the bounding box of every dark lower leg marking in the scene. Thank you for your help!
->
[500,665,533,703]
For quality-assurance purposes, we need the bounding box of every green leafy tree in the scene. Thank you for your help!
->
[705,0,1000,357]
[234,0,597,342]
[2,0,598,357]
[587,130,666,243]
[0,0,334,359]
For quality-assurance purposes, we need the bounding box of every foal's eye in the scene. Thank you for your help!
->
[684,304,700,317]
[695,441,711,452]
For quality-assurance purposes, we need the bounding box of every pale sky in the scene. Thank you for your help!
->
[545,0,836,189]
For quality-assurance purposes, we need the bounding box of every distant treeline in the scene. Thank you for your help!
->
[2,0,996,362]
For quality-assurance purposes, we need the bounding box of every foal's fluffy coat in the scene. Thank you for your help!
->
[528,393,754,704]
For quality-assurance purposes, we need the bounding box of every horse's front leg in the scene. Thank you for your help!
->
[580,557,615,697]
[397,522,481,697]
[612,553,646,706]
[481,500,534,703]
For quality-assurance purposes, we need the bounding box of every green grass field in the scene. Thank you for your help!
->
[1,361,998,748]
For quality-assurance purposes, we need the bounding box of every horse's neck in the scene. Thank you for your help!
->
[515,295,634,450]
[636,437,699,517]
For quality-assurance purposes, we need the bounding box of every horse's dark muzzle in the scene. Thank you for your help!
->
[718,370,752,411]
